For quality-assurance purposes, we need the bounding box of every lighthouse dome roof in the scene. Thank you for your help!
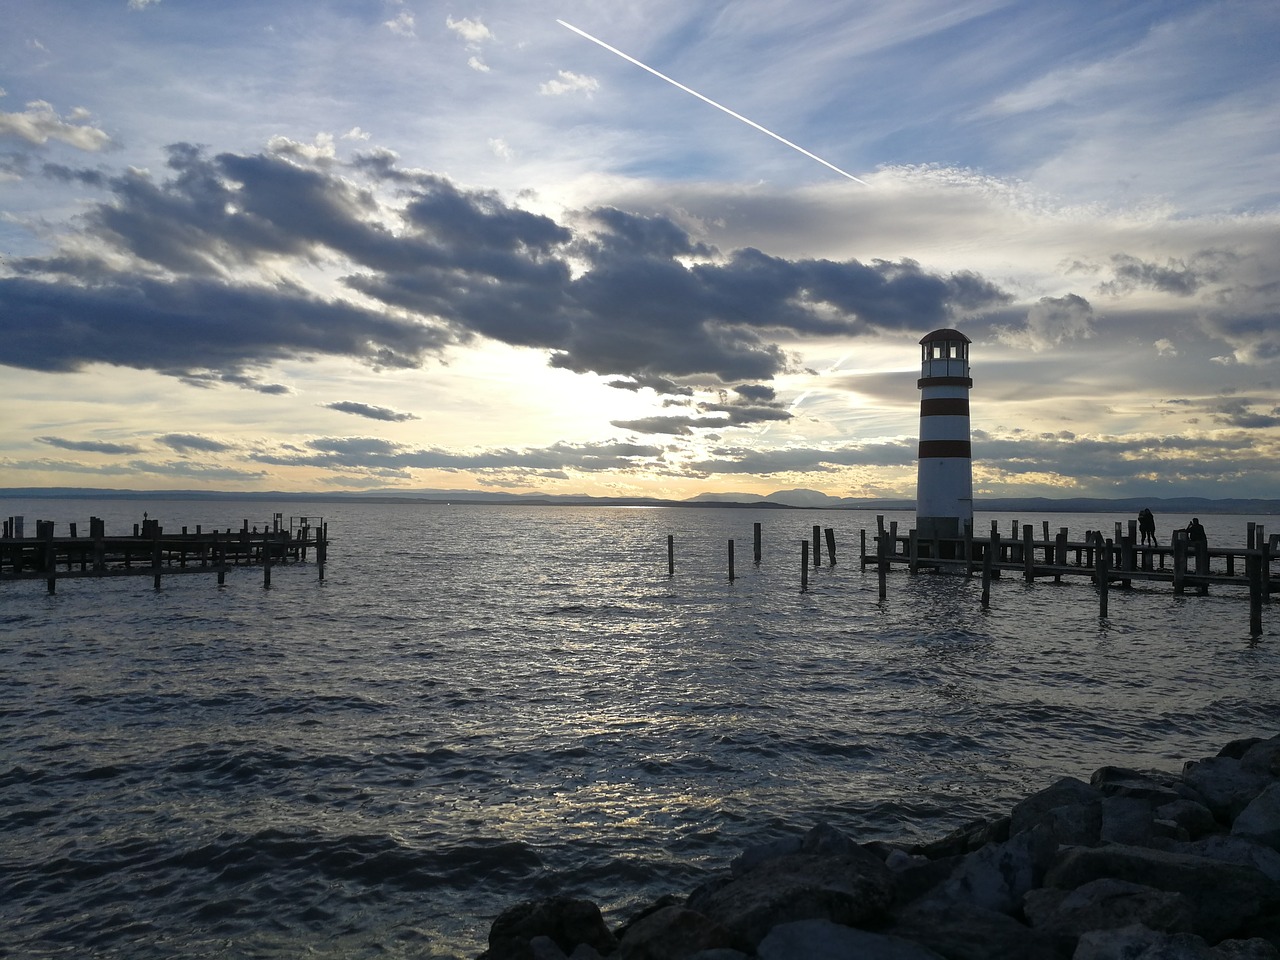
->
[920,328,970,345]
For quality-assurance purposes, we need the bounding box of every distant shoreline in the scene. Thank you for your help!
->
[2,487,1278,515]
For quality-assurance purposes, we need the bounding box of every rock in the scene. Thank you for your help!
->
[731,837,803,878]
[1010,777,1103,846]
[1240,738,1280,776]
[530,937,570,960]
[1102,796,1156,846]
[484,897,617,960]
[930,822,1058,915]
[613,905,736,960]
[1181,757,1271,822]
[757,919,946,960]
[1043,843,1278,942]
[1221,740,1266,761]
[799,821,864,859]
[1233,783,1280,851]
[1157,799,1219,840]
[888,899,1065,960]
[1022,878,1194,939]
[686,850,894,950]
[1211,940,1280,960]
[1183,835,1280,884]
[1072,923,1213,959]
[912,815,1010,859]
[1092,766,1191,806]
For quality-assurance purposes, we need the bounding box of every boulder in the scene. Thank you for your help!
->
[1183,835,1280,884]
[757,919,946,960]
[1181,757,1271,822]
[483,897,617,960]
[613,905,736,960]
[1043,843,1278,942]
[1101,796,1156,846]
[929,823,1057,915]
[1092,766,1193,806]
[1157,799,1219,840]
[1022,878,1194,939]
[888,899,1065,960]
[1009,777,1103,846]
[1233,783,1280,851]
[912,815,1009,859]
[1072,923,1213,960]
[686,850,894,950]
[1241,738,1280,777]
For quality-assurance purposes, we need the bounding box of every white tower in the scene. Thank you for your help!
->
[916,328,973,539]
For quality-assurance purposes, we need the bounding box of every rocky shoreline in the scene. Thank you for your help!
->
[476,734,1280,959]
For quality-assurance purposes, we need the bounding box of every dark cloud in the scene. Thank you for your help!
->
[35,435,143,455]
[324,401,420,422]
[250,436,666,474]
[688,441,915,475]
[157,433,235,453]
[2,143,1012,392]
[609,415,729,436]
[1101,251,1233,296]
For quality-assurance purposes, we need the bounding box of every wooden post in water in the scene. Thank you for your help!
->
[860,528,867,565]
[1249,551,1263,636]
[263,536,273,589]
[1172,531,1186,594]
[801,540,809,592]
[317,523,327,581]
[1120,533,1133,590]
[964,524,974,578]
[908,528,919,574]
[990,528,1002,579]
[1055,528,1068,582]
[824,527,837,566]
[753,522,762,565]
[152,532,163,590]
[981,540,993,608]
[1023,524,1035,582]
[43,522,56,595]
[812,525,821,568]
[728,539,735,582]
[1096,533,1109,618]
[667,534,674,578]
[876,515,887,600]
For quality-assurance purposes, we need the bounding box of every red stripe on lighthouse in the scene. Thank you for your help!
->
[919,397,970,417]
[918,440,971,458]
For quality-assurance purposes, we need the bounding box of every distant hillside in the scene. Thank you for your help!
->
[2,487,1278,515]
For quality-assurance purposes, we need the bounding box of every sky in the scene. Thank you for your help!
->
[2,0,1279,502]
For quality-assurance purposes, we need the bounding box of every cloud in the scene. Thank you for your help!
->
[0,100,111,151]
[157,433,235,453]
[996,293,1094,351]
[1100,251,1231,296]
[540,71,599,97]
[35,435,144,455]
[324,400,419,422]
[1,143,1011,394]
[445,16,492,44]
[609,415,727,436]
[128,0,162,9]
[384,7,415,37]
[468,57,490,73]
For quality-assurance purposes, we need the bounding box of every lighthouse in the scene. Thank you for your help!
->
[916,328,973,540]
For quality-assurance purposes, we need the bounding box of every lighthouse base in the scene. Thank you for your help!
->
[916,516,971,540]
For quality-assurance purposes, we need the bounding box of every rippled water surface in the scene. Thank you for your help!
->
[2,499,1278,958]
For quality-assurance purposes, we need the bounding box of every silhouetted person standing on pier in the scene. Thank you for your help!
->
[1138,508,1157,546]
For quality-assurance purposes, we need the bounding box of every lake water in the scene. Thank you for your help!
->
[2,498,1278,958]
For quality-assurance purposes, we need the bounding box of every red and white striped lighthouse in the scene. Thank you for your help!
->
[916,328,973,539]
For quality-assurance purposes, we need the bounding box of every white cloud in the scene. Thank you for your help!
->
[128,0,163,9]
[0,100,111,151]
[468,56,490,73]
[1154,339,1177,357]
[266,132,336,162]
[446,16,493,45]
[384,10,415,37]
[342,127,371,141]
[488,138,514,160]
[540,70,599,97]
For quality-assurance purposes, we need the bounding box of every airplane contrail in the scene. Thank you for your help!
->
[556,19,868,186]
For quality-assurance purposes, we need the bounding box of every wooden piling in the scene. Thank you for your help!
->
[981,541,993,608]
[667,534,674,578]
[876,515,887,600]
[1249,552,1263,636]
[824,527,837,566]
[728,539,735,582]
[754,522,762,565]
[812,525,821,568]
[1022,525,1035,582]
[1096,533,1109,618]
[801,540,809,592]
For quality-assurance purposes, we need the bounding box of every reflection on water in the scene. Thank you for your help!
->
[1,499,1277,958]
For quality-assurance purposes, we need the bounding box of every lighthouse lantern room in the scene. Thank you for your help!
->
[915,328,974,540]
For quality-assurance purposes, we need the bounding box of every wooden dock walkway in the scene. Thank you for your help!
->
[860,517,1275,634]
[1,513,328,592]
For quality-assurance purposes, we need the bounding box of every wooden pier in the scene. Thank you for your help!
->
[860,517,1275,634]
[1,513,328,592]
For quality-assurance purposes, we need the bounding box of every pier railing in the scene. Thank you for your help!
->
[0,514,328,592]
[859,516,1274,633]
